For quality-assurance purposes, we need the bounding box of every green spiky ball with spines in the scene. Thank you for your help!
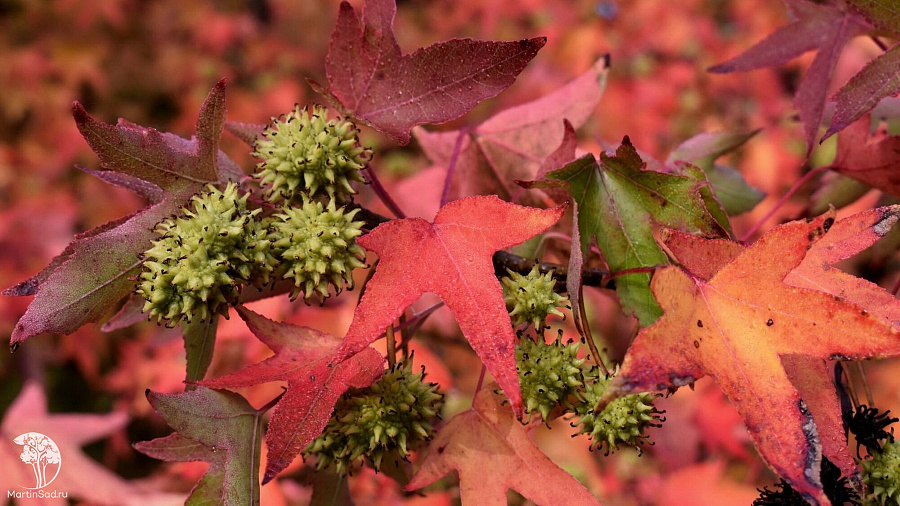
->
[268,196,366,301]
[137,182,261,324]
[863,440,900,505]
[516,334,587,421]
[502,265,568,328]
[304,361,444,474]
[571,367,663,454]
[252,104,370,202]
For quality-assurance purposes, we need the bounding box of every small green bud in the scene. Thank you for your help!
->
[268,196,366,301]
[571,367,663,454]
[305,361,444,474]
[253,104,370,202]
[137,182,261,324]
[516,335,587,422]
[863,440,900,505]
[502,265,568,328]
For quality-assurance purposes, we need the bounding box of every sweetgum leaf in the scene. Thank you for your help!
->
[522,138,729,326]
[405,383,600,505]
[332,196,564,418]
[829,113,900,195]
[413,57,608,208]
[136,388,265,506]
[709,0,870,151]
[195,306,384,483]
[317,0,545,144]
[666,130,766,215]
[5,80,241,346]
[604,211,900,503]
[826,45,900,140]
[846,0,900,35]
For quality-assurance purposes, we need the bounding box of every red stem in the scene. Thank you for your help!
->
[440,129,469,207]
[740,166,828,242]
[364,166,406,219]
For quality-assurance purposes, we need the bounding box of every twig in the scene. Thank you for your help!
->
[741,166,828,241]
[840,362,860,408]
[364,166,406,219]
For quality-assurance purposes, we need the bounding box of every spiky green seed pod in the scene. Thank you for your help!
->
[268,196,366,301]
[571,368,663,454]
[502,265,568,328]
[305,361,444,474]
[137,183,260,324]
[516,334,587,421]
[253,104,370,202]
[863,440,900,505]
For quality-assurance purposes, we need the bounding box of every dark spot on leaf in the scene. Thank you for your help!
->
[823,217,834,232]
[693,340,700,349]
[766,319,774,326]
[696,320,703,328]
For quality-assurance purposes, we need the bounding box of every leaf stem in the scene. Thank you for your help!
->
[260,390,286,414]
[364,166,406,219]
[440,129,469,207]
[740,165,828,241]
[386,324,397,369]
[840,362,861,408]
[855,361,875,406]
[474,364,487,398]
[399,312,410,360]
[578,283,609,376]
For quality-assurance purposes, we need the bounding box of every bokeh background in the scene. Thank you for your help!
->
[0,0,897,504]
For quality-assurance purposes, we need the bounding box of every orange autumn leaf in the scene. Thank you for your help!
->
[601,210,900,504]
[405,383,600,505]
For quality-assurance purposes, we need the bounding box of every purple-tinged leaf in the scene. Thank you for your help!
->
[846,0,900,35]
[709,1,870,153]
[829,113,900,194]
[825,44,900,140]
[137,388,264,506]
[225,121,266,146]
[7,81,240,344]
[101,295,147,332]
[319,0,546,144]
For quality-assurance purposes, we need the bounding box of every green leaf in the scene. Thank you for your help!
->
[539,138,729,326]
[183,316,220,386]
[136,388,264,506]
[846,0,900,35]
[667,130,765,215]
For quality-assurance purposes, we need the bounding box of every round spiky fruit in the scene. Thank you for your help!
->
[863,440,900,505]
[137,183,261,324]
[501,265,568,328]
[305,361,444,474]
[516,333,587,421]
[571,367,664,454]
[252,104,370,202]
[268,196,366,301]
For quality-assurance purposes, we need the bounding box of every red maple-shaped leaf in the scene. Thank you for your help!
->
[405,383,600,505]
[828,115,900,196]
[603,212,900,504]
[195,306,384,484]
[312,0,546,144]
[5,79,242,346]
[332,196,564,418]
[709,0,870,151]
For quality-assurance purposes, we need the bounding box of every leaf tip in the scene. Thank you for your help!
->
[707,63,731,74]
[71,101,89,122]
[602,53,611,68]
